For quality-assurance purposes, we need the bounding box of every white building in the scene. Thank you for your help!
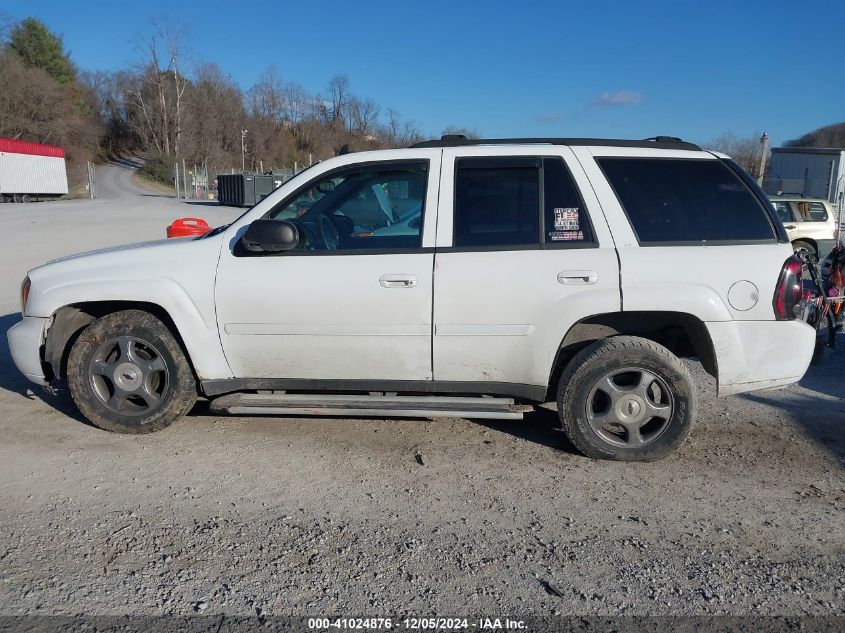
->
[765,147,845,204]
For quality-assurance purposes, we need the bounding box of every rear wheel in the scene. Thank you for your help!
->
[793,240,817,277]
[556,336,697,461]
[67,310,197,433]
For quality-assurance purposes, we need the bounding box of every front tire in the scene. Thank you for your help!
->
[556,336,697,461]
[67,310,197,433]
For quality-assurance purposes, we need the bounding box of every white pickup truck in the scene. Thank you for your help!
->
[7,136,815,461]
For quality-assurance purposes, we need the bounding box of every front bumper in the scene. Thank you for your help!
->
[706,319,816,396]
[6,316,49,386]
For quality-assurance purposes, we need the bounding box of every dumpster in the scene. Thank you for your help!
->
[217,173,288,207]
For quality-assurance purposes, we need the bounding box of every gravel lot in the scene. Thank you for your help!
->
[0,163,843,620]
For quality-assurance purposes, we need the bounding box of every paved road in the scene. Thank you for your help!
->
[0,161,240,312]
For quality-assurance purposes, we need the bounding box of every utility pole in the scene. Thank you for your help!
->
[757,132,769,186]
[241,129,248,172]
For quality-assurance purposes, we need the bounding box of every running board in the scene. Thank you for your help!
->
[209,393,534,420]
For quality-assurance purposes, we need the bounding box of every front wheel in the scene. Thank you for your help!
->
[67,310,197,433]
[556,336,697,461]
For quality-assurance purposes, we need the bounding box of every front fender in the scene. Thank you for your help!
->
[28,279,232,381]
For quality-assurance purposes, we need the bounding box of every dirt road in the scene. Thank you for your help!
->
[0,167,843,620]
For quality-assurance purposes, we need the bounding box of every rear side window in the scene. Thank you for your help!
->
[598,158,777,244]
[452,156,595,248]
[794,201,829,222]
[454,157,539,247]
[543,158,594,245]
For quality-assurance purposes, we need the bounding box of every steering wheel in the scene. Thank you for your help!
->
[318,214,340,250]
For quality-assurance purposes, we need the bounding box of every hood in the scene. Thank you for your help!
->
[42,237,191,267]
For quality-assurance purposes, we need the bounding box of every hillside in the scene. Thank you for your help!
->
[784,122,845,148]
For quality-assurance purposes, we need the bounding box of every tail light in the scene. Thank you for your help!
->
[20,276,31,314]
[773,255,803,320]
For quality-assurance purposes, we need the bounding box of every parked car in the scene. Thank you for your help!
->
[769,195,841,259]
[8,136,815,461]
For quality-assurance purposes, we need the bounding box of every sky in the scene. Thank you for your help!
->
[4,0,844,147]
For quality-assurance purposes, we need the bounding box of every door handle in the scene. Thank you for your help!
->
[784,225,796,230]
[557,270,599,285]
[379,274,418,288]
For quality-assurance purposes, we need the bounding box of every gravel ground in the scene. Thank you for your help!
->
[0,165,843,620]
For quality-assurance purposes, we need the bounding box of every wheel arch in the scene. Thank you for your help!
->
[547,311,717,399]
[44,301,195,383]
[792,237,817,253]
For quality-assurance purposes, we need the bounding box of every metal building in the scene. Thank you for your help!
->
[764,147,845,203]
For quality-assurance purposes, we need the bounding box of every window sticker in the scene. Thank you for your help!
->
[553,207,580,230]
[549,230,585,241]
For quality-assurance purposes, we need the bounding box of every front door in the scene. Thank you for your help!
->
[215,154,440,381]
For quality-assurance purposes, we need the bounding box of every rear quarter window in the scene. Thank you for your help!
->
[597,158,777,244]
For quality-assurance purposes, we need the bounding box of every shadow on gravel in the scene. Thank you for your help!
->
[0,312,99,427]
[182,200,229,207]
[743,332,845,463]
[470,405,579,455]
[109,157,144,170]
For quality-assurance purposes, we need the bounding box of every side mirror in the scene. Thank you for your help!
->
[241,219,300,253]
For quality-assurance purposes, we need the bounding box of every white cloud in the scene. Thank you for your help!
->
[592,90,643,107]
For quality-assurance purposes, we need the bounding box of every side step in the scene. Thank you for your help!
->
[209,393,534,420]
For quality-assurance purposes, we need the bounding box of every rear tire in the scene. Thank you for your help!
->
[556,336,697,461]
[793,240,817,277]
[67,310,197,433]
[793,240,816,258]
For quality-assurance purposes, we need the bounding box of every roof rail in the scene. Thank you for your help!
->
[410,135,702,151]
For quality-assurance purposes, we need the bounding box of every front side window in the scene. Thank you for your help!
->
[267,161,427,251]
[598,158,777,244]
[773,201,794,223]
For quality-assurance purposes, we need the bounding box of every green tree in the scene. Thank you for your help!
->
[7,17,76,84]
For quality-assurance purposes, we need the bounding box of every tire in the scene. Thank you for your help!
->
[793,240,816,258]
[556,336,697,461]
[20,194,31,203]
[67,310,197,433]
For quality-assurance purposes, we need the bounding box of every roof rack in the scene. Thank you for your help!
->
[410,135,702,151]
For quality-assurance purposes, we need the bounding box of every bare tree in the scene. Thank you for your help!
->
[349,97,380,135]
[706,132,764,175]
[327,74,349,125]
[124,21,190,158]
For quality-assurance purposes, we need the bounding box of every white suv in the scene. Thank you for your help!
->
[770,196,840,259]
[7,136,815,461]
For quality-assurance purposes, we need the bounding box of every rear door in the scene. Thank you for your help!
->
[432,146,620,390]
[791,200,834,242]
